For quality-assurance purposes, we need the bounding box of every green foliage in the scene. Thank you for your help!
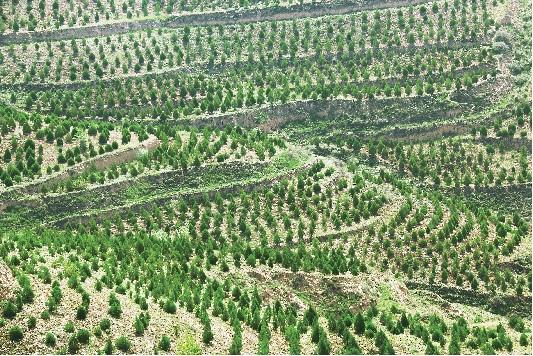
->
[317,330,331,355]
[519,333,529,346]
[108,293,122,318]
[163,300,177,314]
[258,321,271,354]
[8,325,23,342]
[68,335,80,354]
[45,332,56,347]
[343,332,362,355]
[285,325,301,354]
[375,330,395,355]
[77,328,91,344]
[27,315,37,329]
[134,312,150,336]
[425,341,439,355]
[509,315,525,332]
[202,318,214,345]
[480,342,495,355]
[115,336,132,352]
[103,339,114,354]
[64,320,75,333]
[354,312,365,335]
[159,335,171,351]
[100,318,111,332]
[229,321,243,355]
[76,305,88,320]
[176,333,201,355]
[2,301,17,319]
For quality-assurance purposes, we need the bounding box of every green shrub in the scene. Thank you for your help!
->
[138,297,148,310]
[159,335,171,351]
[202,321,214,345]
[19,279,34,303]
[41,310,50,320]
[343,332,361,354]
[509,315,525,332]
[480,342,495,355]
[103,339,114,354]
[2,301,17,319]
[115,336,131,352]
[354,313,365,335]
[520,333,529,346]
[64,320,75,333]
[163,300,176,314]
[134,316,145,336]
[176,333,201,355]
[108,293,122,318]
[425,342,439,354]
[229,324,242,355]
[77,328,90,344]
[68,335,80,354]
[317,331,331,355]
[9,326,23,342]
[286,325,301,354]
[45,332,56,347]
[27,315,37,329]
[76,305,88,320]
[375,330,394,354]
[100,318,111,332]
[448,338,461,354]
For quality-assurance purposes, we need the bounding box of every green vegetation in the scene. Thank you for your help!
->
[0,0,530,354]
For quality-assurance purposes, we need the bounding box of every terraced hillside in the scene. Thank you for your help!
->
[0,0,531,354]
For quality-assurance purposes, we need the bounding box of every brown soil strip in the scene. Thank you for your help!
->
[406,281,531,317]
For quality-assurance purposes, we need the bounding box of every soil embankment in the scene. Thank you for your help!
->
[0,136,159,211]
[406,281,531,317]
[50,155,314,227]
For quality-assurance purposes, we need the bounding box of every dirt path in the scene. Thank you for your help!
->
[0,0,434,46]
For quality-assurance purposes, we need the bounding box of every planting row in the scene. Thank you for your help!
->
[0,0,498,85]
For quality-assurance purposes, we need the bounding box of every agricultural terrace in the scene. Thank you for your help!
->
[0,0,531,354]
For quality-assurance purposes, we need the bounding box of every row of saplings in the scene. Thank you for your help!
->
[32,49,493,120]
[57,163,531,297]
[45,126,282,193]
[0,110,151,188]
[0,188,528,354]
[10,0,493,84]
[326,304,529,354]
[2,269,529,354]
[0,267,177,353]
[367,139,531,187]
[0,210,530,354]
[369,169,531,295]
